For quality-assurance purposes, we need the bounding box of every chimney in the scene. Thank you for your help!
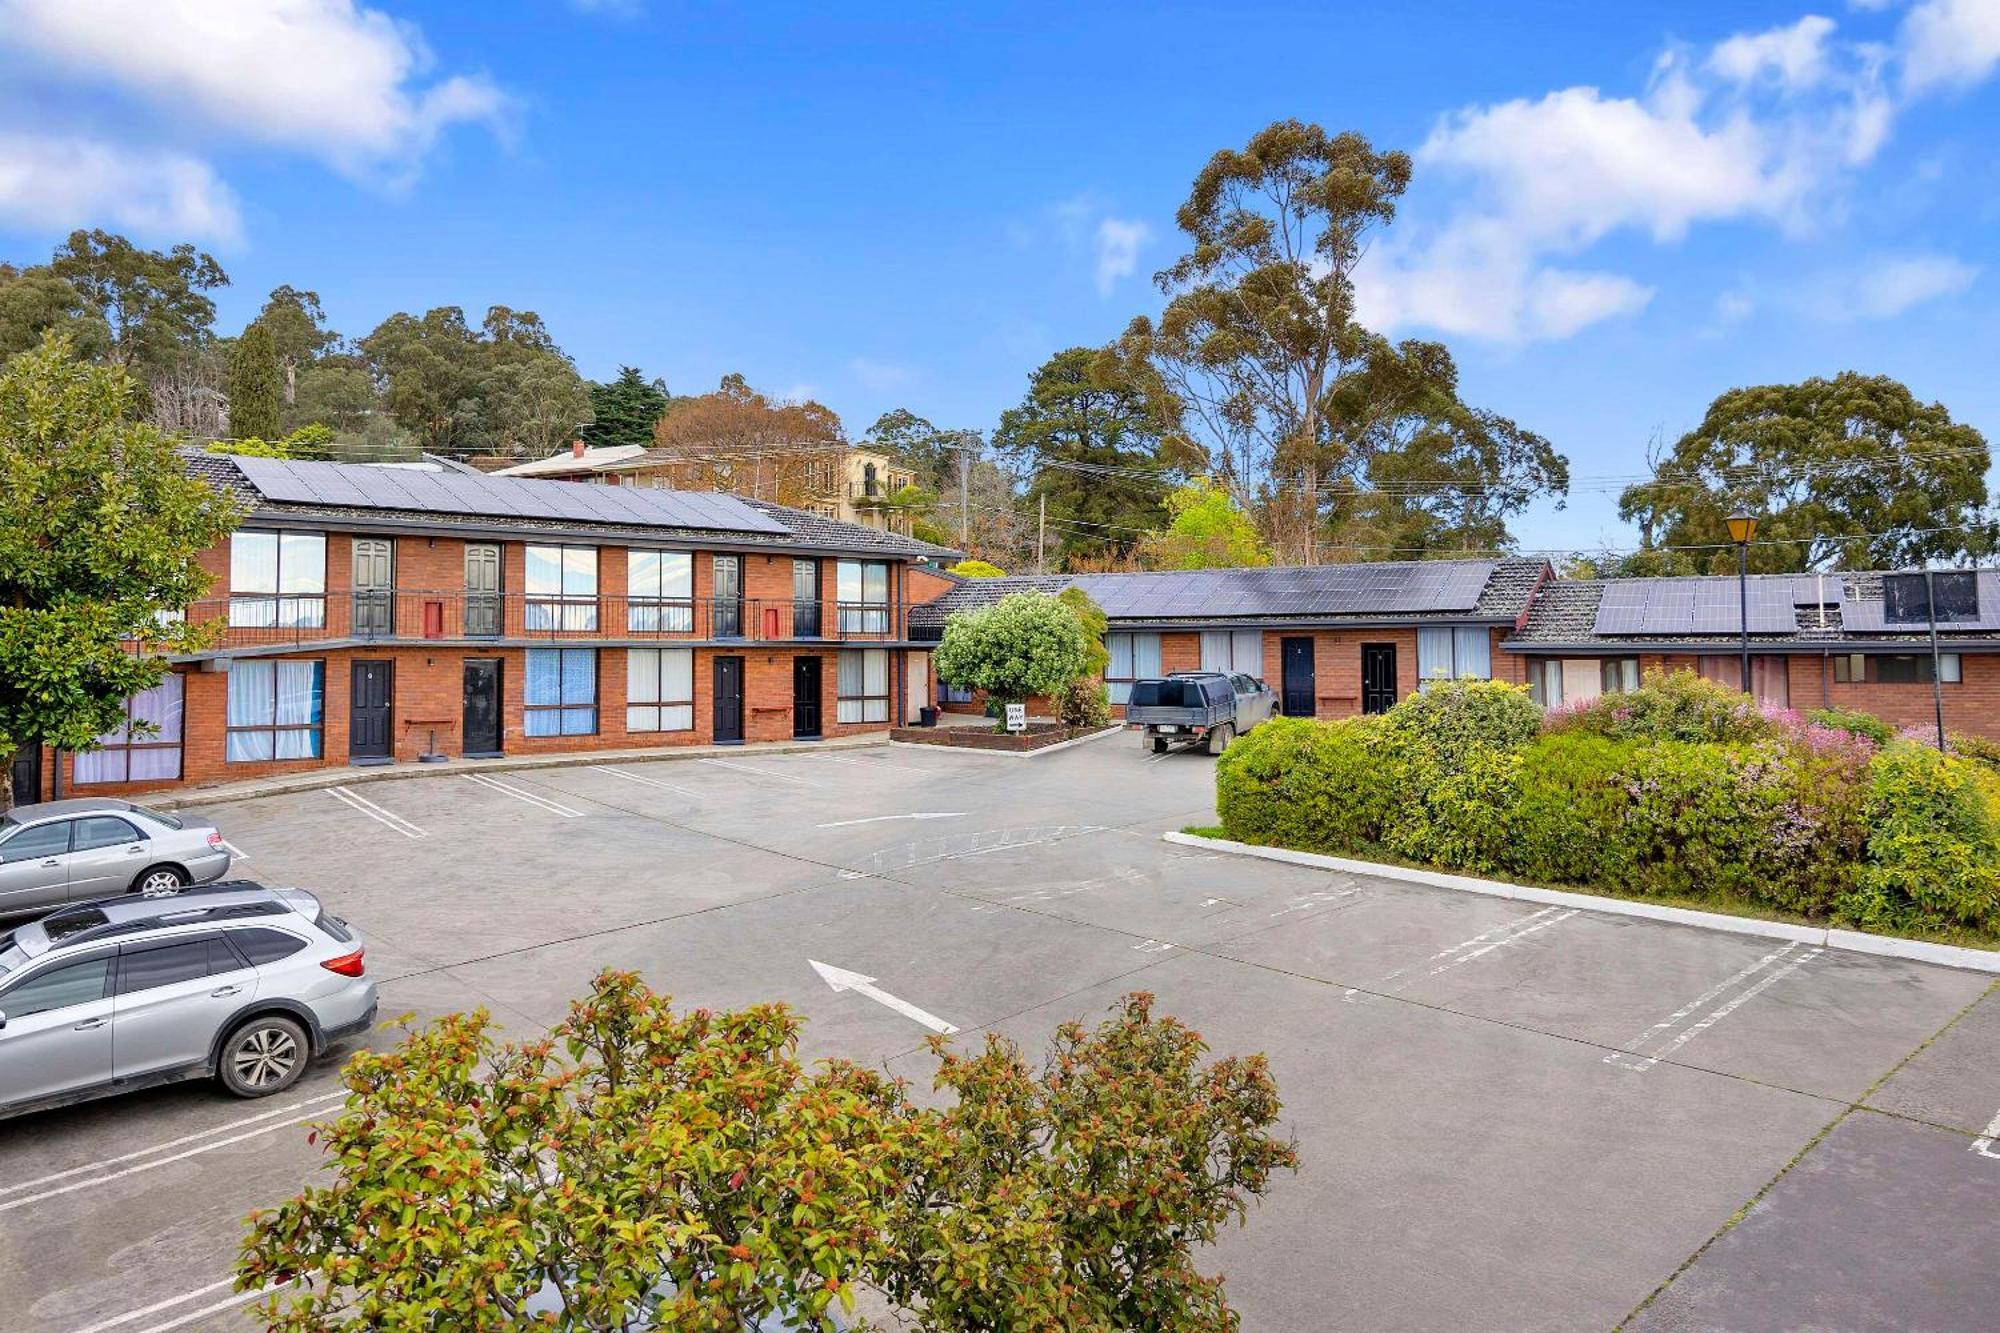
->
[571,438,586,459]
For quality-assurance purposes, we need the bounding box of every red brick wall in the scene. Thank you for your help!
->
[1260,628,1420,718]
[48,643,914,798]
[906,566,956,607]
[1520,650,2000,742]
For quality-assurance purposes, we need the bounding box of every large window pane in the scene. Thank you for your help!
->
[526,545,598,632]
[526,649,596,736]
[838,649,890,724]
[230,531,277,594]
[1451,627,1492,680]
[627,549,693,632]
[229,531,326,628]
[1417,627,1454,685]
[836,560,889,633]
[226,659,321,761]
[75,675,184,785]
[626,649,693,732]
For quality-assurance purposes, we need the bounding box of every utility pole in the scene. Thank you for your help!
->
[1925,569,1947,750]
[958,431,973,550]
[1037,493,1047,575]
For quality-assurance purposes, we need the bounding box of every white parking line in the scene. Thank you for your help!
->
[588,764,699,797]
[1605,944,1821,1072]
[74,1281,291,1333]
[1343,907,1573,1001]
[0,1090,348,1200]
[218,839,252,861]
[0,1102,338,1214]
[327,786,427,839]
[1425,909,1578,978]
[1970,1104,2000,1159]
[702,757,817,786]
[462,773,585,817]
[816,812,965,828]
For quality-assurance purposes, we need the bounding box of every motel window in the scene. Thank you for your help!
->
[837,561,891,634]
[627,549,694,633]
[525,545,599,632]
[1105,632,1163,706]
[73,675,185,784]
[225,660,324,762]
[838,649,890,724]
[525,649,598,736]
[1417,627,1493,688]
[1833,653,1961,685]
[1527,657,1640,708]
[228,531,326,629]
[1199,630,1264,676]
[626,649,694,733]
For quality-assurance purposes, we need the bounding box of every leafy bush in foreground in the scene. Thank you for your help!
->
[1808,706,1897,745]
[1544,668,1770,744]
[239,973,1296,1332]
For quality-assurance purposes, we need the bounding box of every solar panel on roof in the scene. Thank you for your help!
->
[1846,570,2000,630]
[1066,561,1497,619]
[231,457,789,535]
[1594,575,1858,637]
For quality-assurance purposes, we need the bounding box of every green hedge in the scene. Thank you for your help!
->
[1215,678,1996,940]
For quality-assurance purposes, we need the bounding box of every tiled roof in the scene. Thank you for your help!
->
[909,558,1550,634]
[1507,573,2000,649]
[182,449,959,560]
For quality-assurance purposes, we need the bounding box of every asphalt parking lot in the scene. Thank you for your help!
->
[3,733,1997,1332]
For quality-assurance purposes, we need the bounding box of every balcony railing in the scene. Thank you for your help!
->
[184,592,902,650]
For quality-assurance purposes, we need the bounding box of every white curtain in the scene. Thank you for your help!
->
[274,662,323,758]
[227,661,274,761]
[626,649,693,732]
[1417,627,1454,685]
[1452,627,1492,679]
[863,649,888,722]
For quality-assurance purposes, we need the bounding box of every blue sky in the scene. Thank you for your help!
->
[2,0,1997,554]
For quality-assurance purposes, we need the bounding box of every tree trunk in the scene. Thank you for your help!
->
[0,756,14,814]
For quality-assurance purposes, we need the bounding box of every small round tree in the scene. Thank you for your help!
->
[934,592,1089,725]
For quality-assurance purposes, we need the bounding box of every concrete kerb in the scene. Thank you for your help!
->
[1162,831,2000,976]
[889,724,1125,760]
[144,735,892,811]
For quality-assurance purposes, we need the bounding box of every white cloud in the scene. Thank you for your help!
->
[1710,14,1840,90]
[0,132,240,240]
[1900,0,2000,91]
[848,357,914,393]
[1714,289,1757,325]
[1847,252,1980,315]
[1358,14,1921,343]
[0,0,504,181]
[1093,217,1150,296]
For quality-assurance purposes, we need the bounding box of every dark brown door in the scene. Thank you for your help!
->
[9,744,41,806]
[714,656,745,742]
[793,656,822,738]
[464,543,501,637]
[793,560,821,638]
[1280,637,1316,717]
[462,659,502,755]
[352,539,394,638]
[1361,644,1398,714]
[349,660,393,759]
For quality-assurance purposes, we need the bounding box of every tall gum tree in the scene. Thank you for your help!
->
[1106,119,1567,563]
[1618,373,1996,573]
[0,334,240,809]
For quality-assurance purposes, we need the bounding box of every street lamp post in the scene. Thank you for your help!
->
[1727,510,1759,694]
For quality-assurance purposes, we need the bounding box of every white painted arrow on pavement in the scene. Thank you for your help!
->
[809,960,960,1034]
[815,812,965,828]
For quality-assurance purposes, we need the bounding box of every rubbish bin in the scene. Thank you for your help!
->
[918,706,939,727]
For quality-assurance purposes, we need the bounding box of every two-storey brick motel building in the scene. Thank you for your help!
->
[13,452,961,802]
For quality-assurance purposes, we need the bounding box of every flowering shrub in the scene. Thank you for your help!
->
[1807,707,1897,745]
[1214,672,1987,941]
[1542,668,1770,744]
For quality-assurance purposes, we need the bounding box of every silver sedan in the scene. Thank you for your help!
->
[0,798,233,921]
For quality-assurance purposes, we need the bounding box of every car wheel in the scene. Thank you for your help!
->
[133,865,187,896]
[1206,723,1234,756]
[1150,736,1168,754]
[219,1016,309,1098]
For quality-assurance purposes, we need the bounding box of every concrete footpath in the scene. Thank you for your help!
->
[139,734,890,810]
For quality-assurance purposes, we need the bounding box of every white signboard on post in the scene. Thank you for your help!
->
[1005,702,1027,733]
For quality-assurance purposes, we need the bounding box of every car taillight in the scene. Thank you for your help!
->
[207,832,225,848]
[320,949,365,977]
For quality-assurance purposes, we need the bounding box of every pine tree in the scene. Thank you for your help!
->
[226,321,282,440]
[582,365,670,447]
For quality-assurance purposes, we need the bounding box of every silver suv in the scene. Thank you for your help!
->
[0,798,234,920]
[0,882,377,1119]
